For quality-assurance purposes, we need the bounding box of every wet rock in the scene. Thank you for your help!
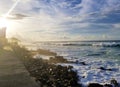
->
[110,79,119,87]
[98,67,112,71]
[49,56,68,63]
[104,84,113,87]
[88,83,103,87]
[80,62,86,65]
[73,60,87,65]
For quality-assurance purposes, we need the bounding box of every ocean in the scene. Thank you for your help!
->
[31,40,120,84]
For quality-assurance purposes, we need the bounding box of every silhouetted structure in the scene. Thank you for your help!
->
[0,27,6,38]
[0,27,7,47]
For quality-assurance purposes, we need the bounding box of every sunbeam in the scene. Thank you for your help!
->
[5,0,20,17]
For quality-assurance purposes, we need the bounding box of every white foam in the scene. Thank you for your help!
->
[57,57,120,85]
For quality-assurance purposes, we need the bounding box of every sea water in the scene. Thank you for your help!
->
[32,40,120,84]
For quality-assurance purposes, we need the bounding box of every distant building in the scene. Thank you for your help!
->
[0,27,6,38]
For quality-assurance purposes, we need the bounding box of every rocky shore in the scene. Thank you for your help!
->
[24,55,120,87]
[11,44,119,87]
[24,58,81,87]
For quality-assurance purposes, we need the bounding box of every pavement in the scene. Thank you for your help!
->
[0,49,39,87]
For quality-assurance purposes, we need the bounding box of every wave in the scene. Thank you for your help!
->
[62,43,92,46]
[61,42,120,47]
[92,42,120,47]
[40,41,120,47]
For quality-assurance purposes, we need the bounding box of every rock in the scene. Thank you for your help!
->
[80,62,87,65]
[104,84,113,87]
[110,79,119,87]
[98,67,112,71]
[49,56,68,63]
[24,58,81,87]
[75,60,87,65]
[88,83,103,87]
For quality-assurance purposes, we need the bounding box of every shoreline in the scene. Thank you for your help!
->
[11,42,119,87]
[30,48,120,87]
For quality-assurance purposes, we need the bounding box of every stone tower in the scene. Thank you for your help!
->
[0,27,6,38]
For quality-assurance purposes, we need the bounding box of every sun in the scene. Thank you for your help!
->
[0,17,8,28]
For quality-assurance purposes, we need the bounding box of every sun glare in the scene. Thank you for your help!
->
[0,17,8,28]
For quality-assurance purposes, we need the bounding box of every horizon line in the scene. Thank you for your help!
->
[32,40,120,43]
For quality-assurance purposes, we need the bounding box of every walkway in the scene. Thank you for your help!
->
[0,49,39,87]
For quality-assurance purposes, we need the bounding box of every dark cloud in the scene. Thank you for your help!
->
[7,13,28,20]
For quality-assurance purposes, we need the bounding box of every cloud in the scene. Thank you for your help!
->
[12,0,32,3]
[71,0,120,24]
[1,0,120,41]
[0,0,13,15]
[7,13,28,20]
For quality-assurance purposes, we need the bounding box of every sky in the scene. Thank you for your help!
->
[0,0,120,42]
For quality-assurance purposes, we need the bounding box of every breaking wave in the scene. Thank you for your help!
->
[62,42,120,47]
